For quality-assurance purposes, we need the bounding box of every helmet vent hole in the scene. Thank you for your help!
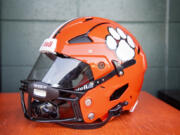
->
[100,86,105,88]
[110,83,128,101]
[138,47,140,54]
[68,34,93,44]
[84,17,93,22]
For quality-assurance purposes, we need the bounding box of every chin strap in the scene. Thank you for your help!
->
[57,101,128,129]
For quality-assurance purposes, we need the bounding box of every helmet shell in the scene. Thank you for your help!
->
[52,17,147,123]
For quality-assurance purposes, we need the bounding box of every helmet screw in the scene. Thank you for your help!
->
[98,62,105,69]
[85,98,92,106]
[88,113,94,120]
[88,49,93,53]
[119,71,124,75]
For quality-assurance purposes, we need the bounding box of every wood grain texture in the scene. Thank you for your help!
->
[0,91,179,135]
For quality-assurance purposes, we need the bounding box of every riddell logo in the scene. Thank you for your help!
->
[40,38,57,54]
[43,41,53,47]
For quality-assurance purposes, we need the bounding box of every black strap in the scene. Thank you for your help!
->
[77,59,136,91]
[112,59,136,76]
[122,59,136,69]
[93,59,136,87]
[58,115,111,129]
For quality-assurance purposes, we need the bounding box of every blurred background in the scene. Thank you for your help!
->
[0,0,180,99]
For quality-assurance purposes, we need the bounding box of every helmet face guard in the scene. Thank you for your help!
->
[20,53,135,129]
[20,80,85,123]
[20,53,93,122]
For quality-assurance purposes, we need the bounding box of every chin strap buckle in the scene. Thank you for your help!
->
[109,101,128,117]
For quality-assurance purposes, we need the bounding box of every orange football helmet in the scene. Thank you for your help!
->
[20,16,147,129]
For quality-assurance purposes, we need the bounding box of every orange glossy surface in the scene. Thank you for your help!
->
[0,91,179,135]
[54,17,147,80]
[52,17,147,122]
[80,52,146,123]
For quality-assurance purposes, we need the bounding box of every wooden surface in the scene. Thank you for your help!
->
[0,91,179,135]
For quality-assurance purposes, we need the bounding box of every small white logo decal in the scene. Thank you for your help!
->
[130,100,139,112]
[39,38,57,54]
[33,89,46,97]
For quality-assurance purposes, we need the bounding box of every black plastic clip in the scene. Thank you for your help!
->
[112,59,136,76]
[112,60,124,76]
[109,101,128,117]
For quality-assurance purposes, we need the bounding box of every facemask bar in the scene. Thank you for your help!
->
[20,80,84,123]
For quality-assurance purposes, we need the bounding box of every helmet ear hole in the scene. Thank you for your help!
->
[84,17,93,22]
[110,84,128,101]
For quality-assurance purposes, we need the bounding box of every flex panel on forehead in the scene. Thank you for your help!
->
[39,18,79,54]
[68,22,109,44]
[50,18,78,38]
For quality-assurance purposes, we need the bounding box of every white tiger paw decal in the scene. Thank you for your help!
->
[106,27,135,62]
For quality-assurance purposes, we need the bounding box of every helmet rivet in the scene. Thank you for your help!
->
[119,71,124,75]
[88,49,93,53]
[88,113,94,120]
[85,98,92,106]
[98,62,105,69]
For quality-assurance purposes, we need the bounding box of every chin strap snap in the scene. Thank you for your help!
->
[109,101,128,117]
